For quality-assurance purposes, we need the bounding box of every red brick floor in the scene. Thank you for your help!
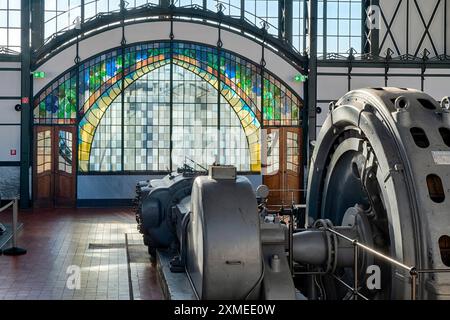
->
[0,207,163,300]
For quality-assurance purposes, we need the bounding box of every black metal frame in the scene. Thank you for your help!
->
[31,3,306,70]
[19,0,31,208]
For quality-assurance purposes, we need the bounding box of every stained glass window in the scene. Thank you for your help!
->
[88,63,251,172]
[219,97,251,171]
[123,64,171,171]
[36,130,52,174]
[33,69,77,124]
[263,129,279,175]
[89,97,122,171]
[34,41,302,173]
[263,73,300,126]
[79,77,123,170]
[79,49,123,116]
[286,131,299,173]
[58,130,73,174]
[172,63,219,169]
[221,50,262,117]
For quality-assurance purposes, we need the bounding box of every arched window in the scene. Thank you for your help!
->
[33,41,302,173]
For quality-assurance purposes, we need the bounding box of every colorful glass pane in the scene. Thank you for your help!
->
[33,41,303,173]
[33,69,77,124]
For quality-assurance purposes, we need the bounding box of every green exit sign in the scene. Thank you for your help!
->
[294,74,308,82]
[33,71,46,79]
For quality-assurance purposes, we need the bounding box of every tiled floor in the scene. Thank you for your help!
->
[0,207,163,300]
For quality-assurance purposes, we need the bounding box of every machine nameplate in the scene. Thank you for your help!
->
[432,151,450,165]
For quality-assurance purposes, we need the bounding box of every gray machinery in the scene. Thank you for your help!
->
[137,165,297,299]
[307,87,450,299]
[135,88,450,300]
[134,164,206,259]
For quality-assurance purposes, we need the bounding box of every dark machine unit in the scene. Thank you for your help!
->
[134,165,206,259]
[135,88,450,300]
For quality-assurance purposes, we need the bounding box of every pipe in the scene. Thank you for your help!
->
[292,227,358,269]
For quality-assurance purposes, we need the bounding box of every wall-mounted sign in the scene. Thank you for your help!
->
[294,74,308,82]
[33,71,46,79]
[10,149,16,156]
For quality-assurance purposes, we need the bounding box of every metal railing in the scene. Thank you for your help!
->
[0,198,26,256]
[265,187,450,300]
[325,227,450,300]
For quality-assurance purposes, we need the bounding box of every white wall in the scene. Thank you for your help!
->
[77,174,263,201]
[315,66,450,137]
[34,20,303,97]
[379,0,448,58]
[0,63,21,162]
[0,62,21,199]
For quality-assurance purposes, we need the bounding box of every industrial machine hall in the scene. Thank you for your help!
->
[0,0,450,305]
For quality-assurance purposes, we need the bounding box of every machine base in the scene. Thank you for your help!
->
[156,249,308,300]
[156,250,196,300]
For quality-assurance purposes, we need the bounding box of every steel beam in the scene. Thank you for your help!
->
[364,0,380,56]
[284,0,293,43]
[20,0,31,208]
[31,0,45,50]
[307,0,318,148]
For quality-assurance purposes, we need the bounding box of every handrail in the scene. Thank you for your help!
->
[267,188,307,192]
[322,227,450,300]
[0,198,16,213]
[326,228,413,272]
[0,198,27,256]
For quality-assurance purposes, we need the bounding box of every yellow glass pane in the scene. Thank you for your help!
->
[97,98,109,112]
[79,161,88,172]
[37,155,44,166]
[79,130,93,142]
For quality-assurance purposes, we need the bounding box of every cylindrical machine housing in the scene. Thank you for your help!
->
[186,175,263,299]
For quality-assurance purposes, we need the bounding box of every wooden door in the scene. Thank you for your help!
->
[262,127,302,207]
[54,127,76,207]
[33,126,76,208]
